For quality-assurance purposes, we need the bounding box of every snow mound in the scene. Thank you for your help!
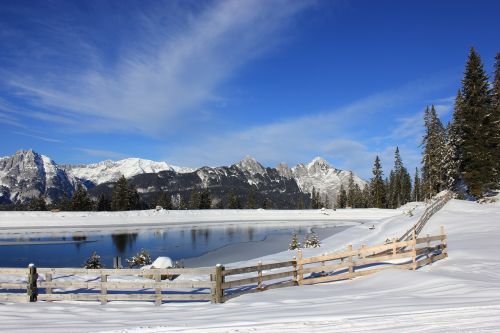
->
[151,256,174,269]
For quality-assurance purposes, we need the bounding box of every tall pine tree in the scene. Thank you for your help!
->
[492,52,500,183]
[71,184,93,211]
[370,156,386,208]
[455,48,495,196]
[422,105,447,198]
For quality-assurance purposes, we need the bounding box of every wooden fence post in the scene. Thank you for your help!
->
[257,261,263,290]
[297,250,303,285]
[360,244,366,259]
[292,256,298,286]
[100,273,107,305]
[412,228,417,270]
[347,245,354,278]
[392,238,397,255]
[27,263,38,302]
[441,225,447,258]
[214,264,225,304]
[46,272,52,302]
[155,271,162,306]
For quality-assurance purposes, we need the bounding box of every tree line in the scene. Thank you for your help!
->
[332,147,414,209]
[421,48,499,198]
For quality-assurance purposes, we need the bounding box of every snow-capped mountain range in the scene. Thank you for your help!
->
[63,158,194,186]
[0,150,366,207]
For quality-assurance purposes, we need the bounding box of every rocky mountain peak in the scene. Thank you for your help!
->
[307,156,331,171]
[276,162,292,178]
[235,156,266,175]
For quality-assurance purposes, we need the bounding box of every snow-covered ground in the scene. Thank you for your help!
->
[1,196,499,332]
[0,208,398,235]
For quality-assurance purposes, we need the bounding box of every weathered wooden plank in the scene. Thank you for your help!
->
[39,280,214,289]
[222,281,296,302]
[222,261,295,276]
[416,235,445,244]
[354,251,412,266]
[154,273,161,306]
[214,264,224,304]
[0,294,29,302]
[37,293,212,302]
[357,240,412,257]
[416,253,446,268]
[300,272,352,285]
[38,294,101,301]
[101,274,107,305]
[222,269,295,289]
[0,283,26,289]
[300,262,350,275]
[36,267,214,275]
[0,268,27,274]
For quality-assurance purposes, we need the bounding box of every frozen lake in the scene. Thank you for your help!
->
[0,223,353,268]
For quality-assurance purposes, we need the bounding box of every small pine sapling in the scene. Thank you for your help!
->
[126,249,152,268]
[288,233,301,250]
[84,251,104,269]
[303,232,321,248]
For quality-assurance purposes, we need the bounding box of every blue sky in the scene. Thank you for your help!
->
[1,0,499,179]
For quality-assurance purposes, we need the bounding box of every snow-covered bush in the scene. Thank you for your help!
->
[289,233,301,250]
[126,249,152,268]
[303,232,321,248]
[84,251,103,269]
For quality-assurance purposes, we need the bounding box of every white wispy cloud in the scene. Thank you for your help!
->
[3,0,314,135]
[164,79,454,179]
[75,148,127,160]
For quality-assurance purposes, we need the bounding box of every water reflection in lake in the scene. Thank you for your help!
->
[0,224,350,268]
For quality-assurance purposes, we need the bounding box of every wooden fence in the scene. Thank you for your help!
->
[0,194,453,305]
[0,227,446,305]
[219,226,447,302]
[399,190,453,242]
[0,266,217,304]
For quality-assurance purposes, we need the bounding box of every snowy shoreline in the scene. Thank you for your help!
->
[0,208,398,235]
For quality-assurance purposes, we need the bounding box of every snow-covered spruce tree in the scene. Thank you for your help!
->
[370,156,386,208]
[361,184,371,207]
[443,121,461,189]
[84,251,103,269]
[96,194,111,211]
[199,189,211,209]
[126,249,152,268]
[188,188,201,209]
[71,184,93,211]
[454,48,495,196]
[288,233,301,250]
[421,105,447,198]
[388,147,412,208]
[412,167,422,202]
[111,176,130,210]
[156,192,172,210]
[310,187,321,209]
[246,189,256,209]
[303,232,321,248]
[336,184,347,208]
[28,195,47,211]
[346,172,355,208]
[492,52,500,184]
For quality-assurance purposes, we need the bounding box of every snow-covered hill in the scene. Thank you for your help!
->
[64,158,194,185]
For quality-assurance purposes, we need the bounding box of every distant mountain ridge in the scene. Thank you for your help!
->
[0,150,366,208]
